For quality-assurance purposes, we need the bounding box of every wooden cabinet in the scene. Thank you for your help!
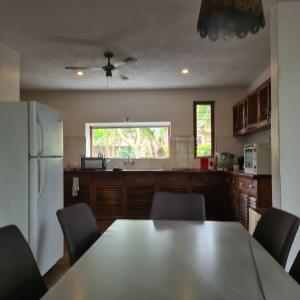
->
[157,173,190,193]
[238,193,249,229]
[247,92,258,129]
[233,78,271,136]
[64,172,93,207]
[191,173,227,221]
[125,173,156,218]
[228,172,272,230]
[64,170,228,232]
[258,80,271,127]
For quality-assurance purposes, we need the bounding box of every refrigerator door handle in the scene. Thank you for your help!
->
[37,159,45,201]
[37,114,45,156]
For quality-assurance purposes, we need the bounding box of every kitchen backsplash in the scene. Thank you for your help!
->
[64,135,244,170]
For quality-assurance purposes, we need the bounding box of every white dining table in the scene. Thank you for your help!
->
[42,220,300,300]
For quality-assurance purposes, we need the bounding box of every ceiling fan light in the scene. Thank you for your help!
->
[106,69,112,77]
[197,0,265,41]
[76,70,84,76]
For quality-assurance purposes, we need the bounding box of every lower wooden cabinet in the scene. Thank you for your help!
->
[125,185,154,218]
[227,172,272,230]
[64,172,93,207]
[64,170,229,232]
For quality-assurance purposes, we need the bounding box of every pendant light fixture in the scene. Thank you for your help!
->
[197,0,265,41]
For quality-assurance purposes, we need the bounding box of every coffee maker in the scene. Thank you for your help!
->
[214,152,234,171]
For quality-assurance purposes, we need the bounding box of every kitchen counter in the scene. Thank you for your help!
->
[64,168,228,232]
[64,168,224,174]
[228,170,272,180]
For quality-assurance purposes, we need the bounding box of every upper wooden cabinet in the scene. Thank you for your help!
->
[233,78,271,136]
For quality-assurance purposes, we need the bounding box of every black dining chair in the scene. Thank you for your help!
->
[0,225,47,300]
[290,251,300,284]
[57,203,100,265]
[150,192,206,221]
[253,208,300,268]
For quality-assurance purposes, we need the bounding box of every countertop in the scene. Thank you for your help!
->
[64,168,271,179]
[228,170,272,179]
[64,168,224,174]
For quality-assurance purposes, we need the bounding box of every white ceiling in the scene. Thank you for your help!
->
[0,0,281,90]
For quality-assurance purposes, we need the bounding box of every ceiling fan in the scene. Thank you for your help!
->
[65,51,137,80]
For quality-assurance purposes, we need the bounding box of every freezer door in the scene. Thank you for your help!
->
[29,157,64,275]
[29,101,63,157]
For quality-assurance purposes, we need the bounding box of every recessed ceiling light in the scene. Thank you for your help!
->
[182,68,189,74]
[76,70,84,76]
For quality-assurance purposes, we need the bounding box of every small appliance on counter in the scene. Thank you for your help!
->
[238,156,244,171]
[214,152,234,171]
[81,154,109,170]
[244,143,271,175]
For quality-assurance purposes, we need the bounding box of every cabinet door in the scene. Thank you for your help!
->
[238,194,249,229]
[230,191,239,220]
[258,79,271,127]
[157,173,190,193]
[64,172,93,207]
[94,174,124,220]
[126,186,154,218]
[233,105,239,135]
[191,185,223,221]
[247,92,258,129]
[237,101,246,131]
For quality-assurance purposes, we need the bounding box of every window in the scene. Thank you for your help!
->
[194,102,215,157]
[86,122,171,159]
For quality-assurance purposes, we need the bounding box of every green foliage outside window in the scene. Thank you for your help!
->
[195,103,213,157]
[92,126,170,159]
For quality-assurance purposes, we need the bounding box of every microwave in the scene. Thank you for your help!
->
[244,143,271,175]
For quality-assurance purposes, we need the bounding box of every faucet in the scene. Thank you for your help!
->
[124,155,135,166]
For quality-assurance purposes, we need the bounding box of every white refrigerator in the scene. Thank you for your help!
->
[0,101,64,275]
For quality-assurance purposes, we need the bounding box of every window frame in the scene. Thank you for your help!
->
[193,101,215,158]
[86,122,171,159]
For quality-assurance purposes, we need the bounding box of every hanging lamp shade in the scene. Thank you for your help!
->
[197,0,265,41]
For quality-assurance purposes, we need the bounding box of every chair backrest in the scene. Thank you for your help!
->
[56,203,100,265]
[253,208,300,267]
[290,251,300,285]
[0,225,47,300]
[150,192,206,221]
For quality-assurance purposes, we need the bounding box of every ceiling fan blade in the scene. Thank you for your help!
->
[114,57,137,69]
[115,69,129,80]
[65,66,102,70]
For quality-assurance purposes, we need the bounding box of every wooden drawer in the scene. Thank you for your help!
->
[230,176,239,192]
[190,173,224,185]
[157,173,189,185]
[125,173,156,185]
[94,173,124,185]
[238,177,249,194]
[157,173,190,193]
[247,179,257,198]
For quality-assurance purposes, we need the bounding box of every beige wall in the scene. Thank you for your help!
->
[271,1,300,269]
[0,41,20,101]
[22,87,246,168]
